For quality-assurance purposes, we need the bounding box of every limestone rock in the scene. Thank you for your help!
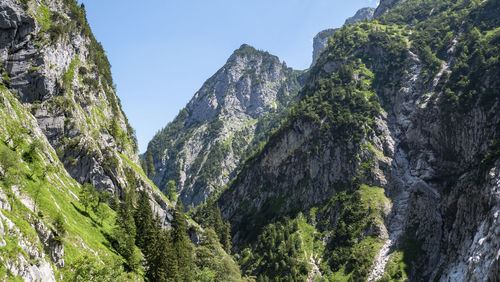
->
[344,7,375,26]
[149,44,305,207]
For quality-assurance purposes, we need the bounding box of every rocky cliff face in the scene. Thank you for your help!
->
[0,0,171,218]
[312,29,337,65]
[312,7,375,65]
[0,0,173,280]
[344,7,375,26]
[148,44,305,207]
[220,0,500,280]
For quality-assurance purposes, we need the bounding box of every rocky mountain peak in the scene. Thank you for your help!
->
[229,44,279,61]
[186,44,290,126]
[344,7,375,25]
[148,44,304,207]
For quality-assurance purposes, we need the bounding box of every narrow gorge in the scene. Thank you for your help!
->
[0,0,498,281]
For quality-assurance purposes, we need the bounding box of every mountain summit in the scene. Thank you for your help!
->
[147,44,305,206]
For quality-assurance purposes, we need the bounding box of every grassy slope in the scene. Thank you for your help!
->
[0,84,137,280]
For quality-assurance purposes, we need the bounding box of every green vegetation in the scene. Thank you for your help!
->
[61,56,79,94]
[378,251,409,282]
[0,86,139,280]
[378,0,500,111]
[239,216,311,281]
[233,185,388,281]
[193,197,233,253]
[316,186,387,281]
[166,180,178,202]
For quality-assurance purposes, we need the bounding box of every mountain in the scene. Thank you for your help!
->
[217,0,500,280]
[312,7,375,65]
[147,44,305,207]
[312,29,338,65]
[2,0,499,281]
[344,7,376,26]
[0,0,233,280]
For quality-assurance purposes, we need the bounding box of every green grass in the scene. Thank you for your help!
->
[33,3,52,32]
[0,86,136,280]
[359,184,390,210]
[378,251,409,282]
[364,142,385,159]
[297,214,319,259]
[359,184,390,226]
[62,56,79,94]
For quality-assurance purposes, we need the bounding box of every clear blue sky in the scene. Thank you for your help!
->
[79,0,377,153]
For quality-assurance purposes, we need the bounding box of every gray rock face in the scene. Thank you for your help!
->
[312,29,337,65]
[221,12,500,281]
[0,0,172,221]
[150,44,305,207]
[344,7,375,26]
[0,190,56,282]
[0,0,175,278]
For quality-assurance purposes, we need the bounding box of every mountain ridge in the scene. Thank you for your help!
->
[147,43,305,207]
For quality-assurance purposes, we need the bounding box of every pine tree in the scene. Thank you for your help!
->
[161,230,179,281]
[172,200,193,281]
[166,180,177,202]
[134,190,154,250]
[145,216,179,282]
[221,221,232,254]
[212,204,223,235]
[146,149,155,178]
[79,183,98,213]
[113,188,139,271]
[141,158,148,176]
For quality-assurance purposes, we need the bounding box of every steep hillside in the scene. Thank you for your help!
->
[0,0,210,280]
[147,44,305,207]
[0,82,141,280]
[0,0,171,219]
[219,0,500,281]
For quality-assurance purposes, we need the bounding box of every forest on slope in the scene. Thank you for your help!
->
[1,0,499,281]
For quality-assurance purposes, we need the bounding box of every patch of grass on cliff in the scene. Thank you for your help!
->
[34,4,52,32]
[61,55,79,94]
[378,251,409,282]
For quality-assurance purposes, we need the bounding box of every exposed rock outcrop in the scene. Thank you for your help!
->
[220,1,500,280]
[149,44,305,207]
[344,7,375,26]
[312,29,337,65]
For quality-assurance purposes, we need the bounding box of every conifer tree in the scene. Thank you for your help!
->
[146,149,155,178]
[166,180,177,202]
[134,190,154,250]
[141,158,148,176]
[145,216,179,282]
[161,230,179,281]
[221,221,232,254]
[172,200,193,281]
[79,183,97,213]
[114,188,139,270]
